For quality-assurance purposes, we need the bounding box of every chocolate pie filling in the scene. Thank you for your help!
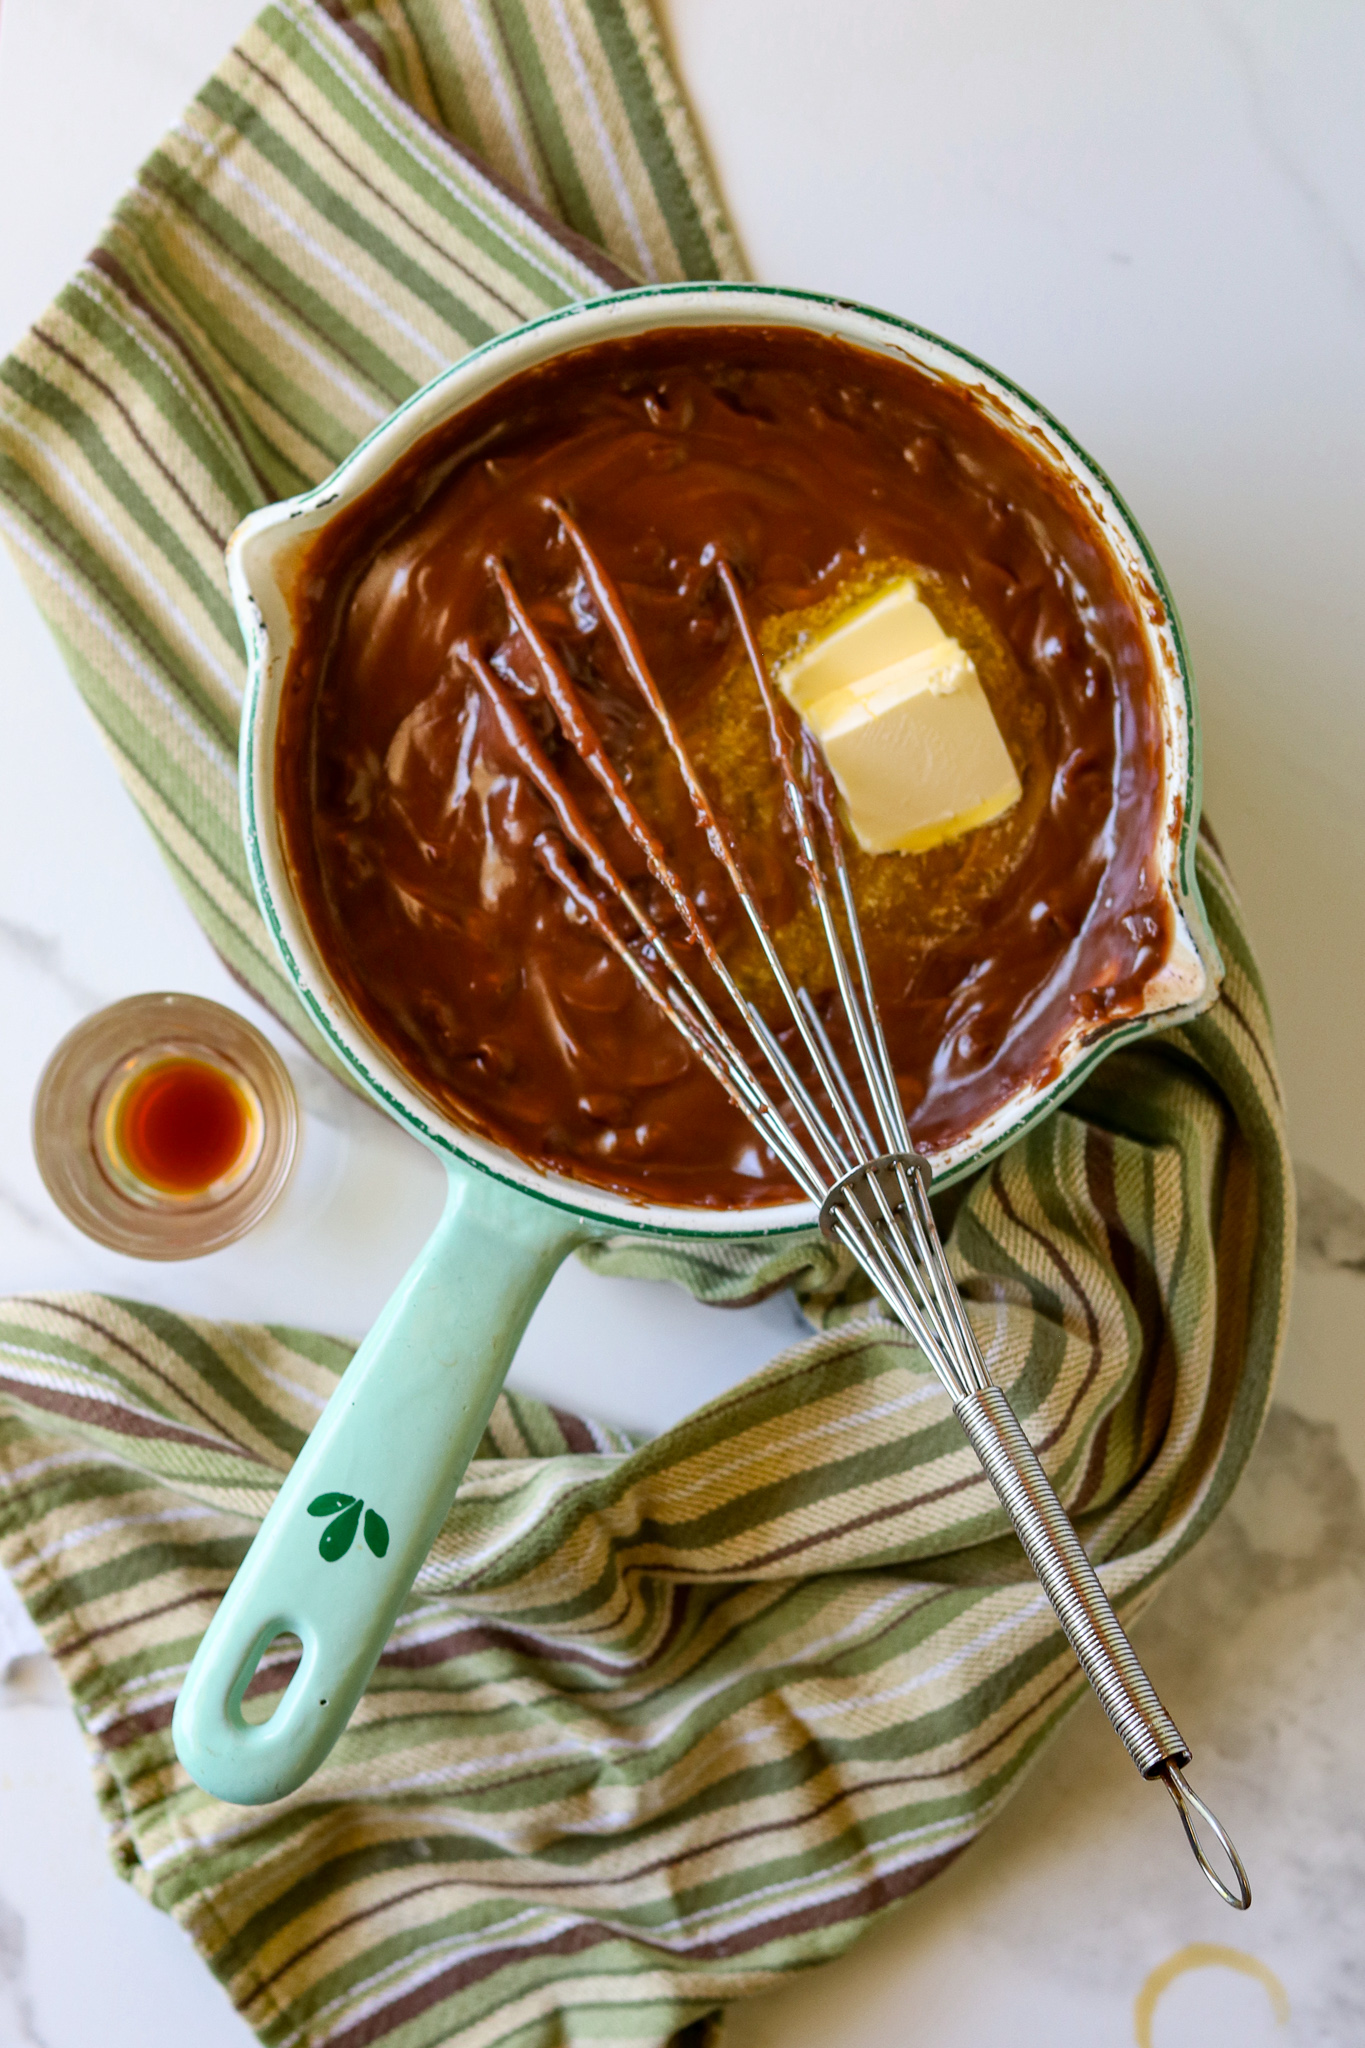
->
[276,325,1173,1208]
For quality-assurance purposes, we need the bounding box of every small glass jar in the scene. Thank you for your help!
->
[32,993,299,1259]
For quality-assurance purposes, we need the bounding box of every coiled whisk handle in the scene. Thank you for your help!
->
[954,1382,1250,1909]
[955,1384,1185,1775]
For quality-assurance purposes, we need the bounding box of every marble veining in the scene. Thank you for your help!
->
[0,1174,64,1244]
[1294,1163,1365,1275]
[0,1891,49,2048]
[0,916,103,1019]
[1206,4,1365,302]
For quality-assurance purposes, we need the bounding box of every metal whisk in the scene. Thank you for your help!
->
[460,506,1250,1909]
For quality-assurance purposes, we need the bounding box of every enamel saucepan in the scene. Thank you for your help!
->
[172,283,1220,1806]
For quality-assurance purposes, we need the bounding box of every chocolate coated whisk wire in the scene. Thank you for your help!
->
[464,513,1251,1910]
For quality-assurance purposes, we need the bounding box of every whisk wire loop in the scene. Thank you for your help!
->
[556,507,878,1178]
[718,562,909,1158]
[492,548,856,1186]
[459,643,823,1195]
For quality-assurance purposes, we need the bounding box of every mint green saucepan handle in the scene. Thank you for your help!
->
[172,1158,589,1805]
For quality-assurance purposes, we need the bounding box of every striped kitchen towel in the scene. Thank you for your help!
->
[0,5,1292,2046]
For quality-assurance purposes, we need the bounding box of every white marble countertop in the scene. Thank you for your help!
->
[1,3,1362,2042]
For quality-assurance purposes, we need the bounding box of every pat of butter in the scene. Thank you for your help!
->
[777,579,1021,855]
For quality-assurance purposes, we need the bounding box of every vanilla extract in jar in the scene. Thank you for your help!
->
[102,1051,260,1199]
[32,993,299,1257]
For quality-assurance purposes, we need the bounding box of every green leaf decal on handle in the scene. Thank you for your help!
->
[318,1498,363,1560]
[307,1492,390,1561]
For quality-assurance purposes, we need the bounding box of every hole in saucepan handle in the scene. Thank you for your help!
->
[228,1619,314,1733]
[238,1631,303,1725]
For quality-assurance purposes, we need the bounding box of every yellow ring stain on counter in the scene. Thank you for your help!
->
[1134,1944,1289,2045]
